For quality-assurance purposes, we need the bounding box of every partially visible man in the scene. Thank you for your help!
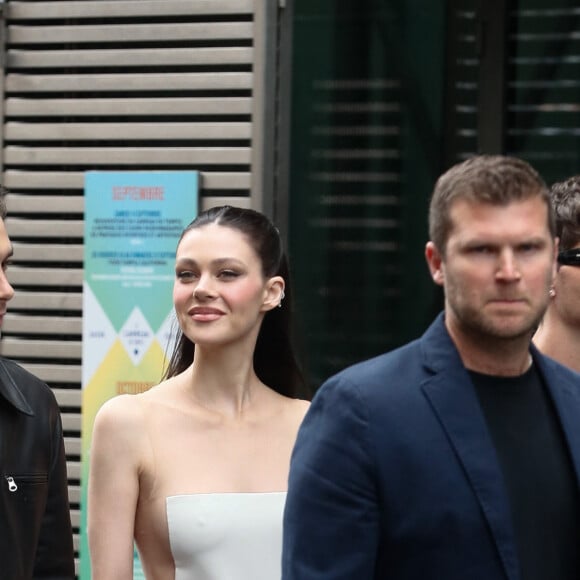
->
[534,175,580,372]
[283,155,580,580]
[0,187,75,578]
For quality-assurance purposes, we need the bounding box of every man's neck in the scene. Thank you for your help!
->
[447,322,533,377]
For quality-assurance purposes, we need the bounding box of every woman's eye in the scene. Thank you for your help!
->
[218,270,239,280]
[176,270,196,281]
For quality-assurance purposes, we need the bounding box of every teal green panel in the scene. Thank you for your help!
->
[84,171,199,332]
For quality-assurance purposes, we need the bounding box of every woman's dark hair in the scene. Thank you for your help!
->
[163,205,307,398]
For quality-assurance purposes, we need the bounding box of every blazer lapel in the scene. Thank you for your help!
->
[423,371,519,580]
[534,350,580,486]
[419,315,519,580]
[422,372,519,580]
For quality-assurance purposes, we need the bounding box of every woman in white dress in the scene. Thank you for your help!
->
[88,206,310,580]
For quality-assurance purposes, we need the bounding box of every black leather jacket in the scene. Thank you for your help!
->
[0,357,75,579]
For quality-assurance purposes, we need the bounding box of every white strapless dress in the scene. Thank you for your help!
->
[166,492,286,580]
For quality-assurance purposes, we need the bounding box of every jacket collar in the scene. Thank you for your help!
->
[532,345,580,484]
[420,312,580,580]
[0,358,35,416]
[420,313,519,580]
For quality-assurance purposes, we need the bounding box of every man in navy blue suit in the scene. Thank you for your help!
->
[283,155,580,580]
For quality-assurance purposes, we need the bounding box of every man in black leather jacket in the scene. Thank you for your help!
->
[0,187,75,579]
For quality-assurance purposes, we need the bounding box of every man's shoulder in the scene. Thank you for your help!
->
[0,356,58,410]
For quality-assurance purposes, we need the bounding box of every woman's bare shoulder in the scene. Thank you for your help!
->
[92,388,167,442]
[92,385,181,454]
[95,392,147,422]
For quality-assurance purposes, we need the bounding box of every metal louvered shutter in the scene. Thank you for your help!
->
[507,2,580,182]
[446,0,580,185]
[0,0,288,571]
[445,0,480,166]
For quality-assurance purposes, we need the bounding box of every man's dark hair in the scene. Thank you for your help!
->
[429,155,554,255]
[549,175,580,252]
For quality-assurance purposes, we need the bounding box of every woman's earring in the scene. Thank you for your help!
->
[278,290,285,308]
[549,287,556,298]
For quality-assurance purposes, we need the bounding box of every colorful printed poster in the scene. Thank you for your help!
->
[79,171,199,579]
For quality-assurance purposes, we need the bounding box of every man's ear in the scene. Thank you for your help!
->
[262,276,285,312]
[425,241,445,286]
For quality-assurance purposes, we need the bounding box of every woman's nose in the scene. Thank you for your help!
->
[193,274,215,300]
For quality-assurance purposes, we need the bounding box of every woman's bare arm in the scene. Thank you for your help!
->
[88,395,146,580]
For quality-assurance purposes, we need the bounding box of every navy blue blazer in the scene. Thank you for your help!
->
[282,313,580,580]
